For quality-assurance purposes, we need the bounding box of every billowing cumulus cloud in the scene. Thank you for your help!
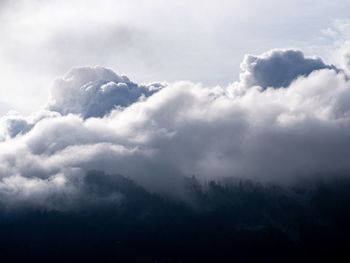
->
[239,49,338,89]
[47,66,163,118]
[0,48,350,209]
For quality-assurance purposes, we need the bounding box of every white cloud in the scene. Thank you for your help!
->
[0,110,60,141]
[0,49,350,209]
[318,19,350,73]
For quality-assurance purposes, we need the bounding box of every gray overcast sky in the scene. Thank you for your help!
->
[1,0,350,114]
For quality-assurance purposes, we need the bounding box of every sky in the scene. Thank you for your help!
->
[1,0,350,114]
[1,0,350,209]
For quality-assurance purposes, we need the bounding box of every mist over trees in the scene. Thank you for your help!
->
[0,171,349,262]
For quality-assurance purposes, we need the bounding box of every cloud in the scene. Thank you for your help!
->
[239,49,337,89]
[0,110,60,141]
[47,66,163,118]
[319,19,350,74]
[0,48,350,209]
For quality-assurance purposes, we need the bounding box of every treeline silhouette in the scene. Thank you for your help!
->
[1,171,350,262]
